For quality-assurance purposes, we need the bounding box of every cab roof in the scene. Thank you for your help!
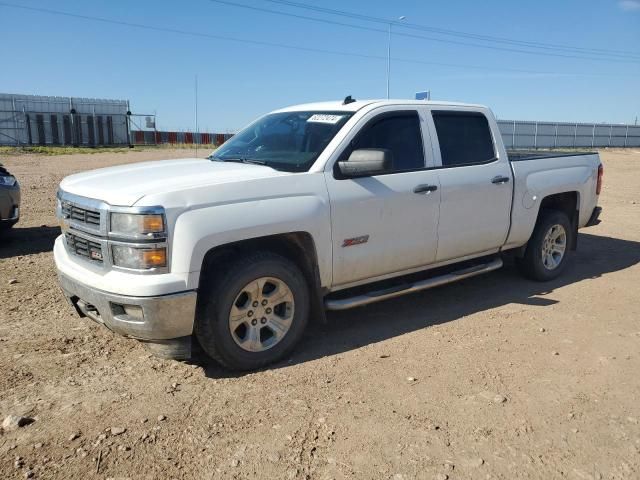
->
[274,99,486,113]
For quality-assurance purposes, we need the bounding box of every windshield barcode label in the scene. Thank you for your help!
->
[307,114,345,124]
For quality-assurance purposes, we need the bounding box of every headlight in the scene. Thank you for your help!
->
[110,213,165,238]
[112,245,167,270]
[0,175,17,187]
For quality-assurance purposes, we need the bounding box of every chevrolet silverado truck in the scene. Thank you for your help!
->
[54,99,603,370]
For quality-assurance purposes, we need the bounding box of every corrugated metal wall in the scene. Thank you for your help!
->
[3,93,639,149]
[498,120,640,149]
[0,93,130,146]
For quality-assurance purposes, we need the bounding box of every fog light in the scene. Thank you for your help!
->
[123,305,144,321]
[111,303,144,322]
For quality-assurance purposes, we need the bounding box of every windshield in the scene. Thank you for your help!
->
[209,111,353,172]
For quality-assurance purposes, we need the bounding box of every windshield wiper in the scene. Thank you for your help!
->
[214,157,267,166]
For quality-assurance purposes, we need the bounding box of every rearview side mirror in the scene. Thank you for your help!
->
[337,148,393,178]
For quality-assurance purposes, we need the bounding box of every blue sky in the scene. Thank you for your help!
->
[1,0,639,131]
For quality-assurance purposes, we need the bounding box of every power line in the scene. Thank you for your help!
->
[264,0,640,60]
[0,2,632,76]
[211,0,385,35]
[0,3,390,60]
[210,0,640,64]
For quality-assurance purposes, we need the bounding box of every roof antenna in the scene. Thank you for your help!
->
[343,95,356,105]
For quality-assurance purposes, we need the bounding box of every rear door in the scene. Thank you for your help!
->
[428,110,512,262]
[324,108,441,287]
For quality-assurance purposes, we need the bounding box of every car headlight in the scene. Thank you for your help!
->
[110,212,165,238]
[112,245,167,270]
[0,175,17,187]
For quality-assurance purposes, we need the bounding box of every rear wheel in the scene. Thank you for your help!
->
[517,209,573,281]
[196,252,309,370]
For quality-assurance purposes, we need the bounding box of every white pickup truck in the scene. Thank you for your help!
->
[55,98,603,370]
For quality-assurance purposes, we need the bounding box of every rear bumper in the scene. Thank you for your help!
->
[585,206,602,227]
[57,271,197,340]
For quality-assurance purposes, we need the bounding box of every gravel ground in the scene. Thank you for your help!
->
[0,148,639,480]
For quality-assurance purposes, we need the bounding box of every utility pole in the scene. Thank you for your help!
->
[195,75,199,158]
[386,16,406,99]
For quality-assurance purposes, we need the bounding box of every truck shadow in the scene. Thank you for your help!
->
[197,232,640,378]
[0,225,61,258]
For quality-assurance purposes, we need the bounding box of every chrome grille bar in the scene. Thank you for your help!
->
[61,201,101,227]
[65,232,104,263]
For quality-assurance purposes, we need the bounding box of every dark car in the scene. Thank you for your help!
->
[0,164,20,231]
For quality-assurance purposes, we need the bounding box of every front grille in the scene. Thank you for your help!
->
[61,201,101,227]
[65,232,104,263]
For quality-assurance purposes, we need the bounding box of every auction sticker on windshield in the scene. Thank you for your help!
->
[307,114,345,124]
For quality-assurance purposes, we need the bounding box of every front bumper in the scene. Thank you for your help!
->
[0,184,20,226]
[57,271,197,341]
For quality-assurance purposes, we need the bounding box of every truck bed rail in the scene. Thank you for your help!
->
[508,150,596,162]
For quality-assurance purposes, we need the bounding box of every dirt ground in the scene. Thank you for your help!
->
[1,148,639,480]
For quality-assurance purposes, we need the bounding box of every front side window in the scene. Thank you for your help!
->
[432,111,495,167]
[344,112,425,173]
[210,111,353,172]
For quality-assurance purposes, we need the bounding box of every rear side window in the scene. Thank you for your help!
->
[432,111,495,167]
[348,112,425,172]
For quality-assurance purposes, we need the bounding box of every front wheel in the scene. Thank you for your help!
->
[516,209,573,282]
[195,252,310,371]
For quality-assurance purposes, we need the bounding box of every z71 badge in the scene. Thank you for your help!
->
[342,235,369,248]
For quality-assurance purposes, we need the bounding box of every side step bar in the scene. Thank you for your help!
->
[325,258,503,311]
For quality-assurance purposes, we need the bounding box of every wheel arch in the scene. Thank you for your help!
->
[512,190,580,258]
[197,232,327,323]
[537,191,579,250]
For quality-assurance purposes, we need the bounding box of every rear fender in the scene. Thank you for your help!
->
[506,165,593,248]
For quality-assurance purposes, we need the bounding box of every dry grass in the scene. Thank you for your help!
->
[0,144,217,156]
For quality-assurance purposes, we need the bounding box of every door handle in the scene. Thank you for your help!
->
[491,175,510,185]
[413,184,438,194]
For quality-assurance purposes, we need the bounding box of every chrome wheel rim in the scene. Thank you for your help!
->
[228,276,295,352]
[541,224,567,270]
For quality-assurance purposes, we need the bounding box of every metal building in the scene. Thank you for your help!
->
[0,93,131,146]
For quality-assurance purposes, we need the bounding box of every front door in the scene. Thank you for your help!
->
[325,109,441,287]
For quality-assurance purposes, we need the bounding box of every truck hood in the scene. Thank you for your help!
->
[60,158,287,206]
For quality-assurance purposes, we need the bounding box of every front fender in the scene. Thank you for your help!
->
[170,195,332,290]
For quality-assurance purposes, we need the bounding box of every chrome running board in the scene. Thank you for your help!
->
[324,258,503,311]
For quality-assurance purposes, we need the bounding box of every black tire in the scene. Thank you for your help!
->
[195,251,310,371]
[516,209,573,282]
